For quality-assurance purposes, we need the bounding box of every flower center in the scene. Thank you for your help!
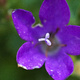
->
[38,33,52,46]
[37,28,66,57]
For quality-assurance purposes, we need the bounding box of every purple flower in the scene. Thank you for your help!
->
[12,0,80,80]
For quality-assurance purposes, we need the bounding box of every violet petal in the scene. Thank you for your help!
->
[57,25,80,55]
[45,49,74,80]
[12,9,39,42]
[17,42,46,70]
[39,0,70,30]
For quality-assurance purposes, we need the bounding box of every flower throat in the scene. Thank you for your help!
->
[38,28,67,57]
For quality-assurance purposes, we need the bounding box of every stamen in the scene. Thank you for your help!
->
[50,28,60,38]
[45,49,48,57]
[38,33,52,46]
[45,46,50,57]
[59,44,67,47]
[55,28,60,34]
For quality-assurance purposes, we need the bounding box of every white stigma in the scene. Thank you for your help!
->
[45,33,50,39]
[38,33,51,46]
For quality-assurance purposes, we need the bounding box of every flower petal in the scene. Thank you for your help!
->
[45,50,74,80]
[39,0,70,28]
[12,9,38,41]
[17,42,46,70]
[56,25,80,55]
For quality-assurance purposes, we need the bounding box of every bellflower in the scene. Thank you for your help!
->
[12,0,80,80]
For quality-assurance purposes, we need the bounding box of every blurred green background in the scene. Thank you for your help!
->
[0,0,80,80]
